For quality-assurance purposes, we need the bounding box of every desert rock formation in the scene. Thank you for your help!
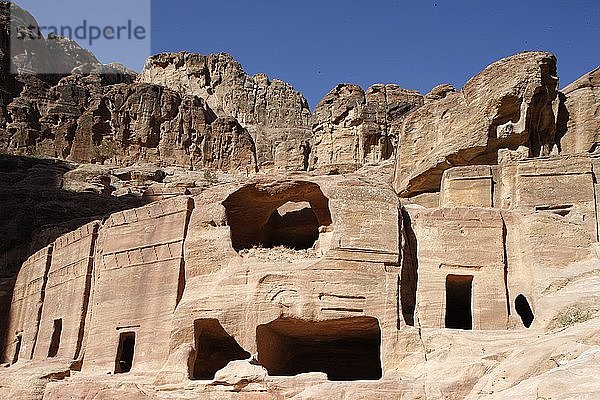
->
[138,52,312,170]
[1,3,600,399]
[311,83,423,173]
[558,66,600,154]
[393,51,562,197]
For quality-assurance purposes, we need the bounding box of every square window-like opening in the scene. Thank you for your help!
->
[115,332,135,374]
[445,275,473,330]
[47,319,62,358]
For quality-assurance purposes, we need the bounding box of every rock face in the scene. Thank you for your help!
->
[1,2,424,176]
[5,3,98,76]
[0,6,259,174]
[0,155,143,277]
[138,52,312,170]
[32,222,99,362]
[71,83,257,173]
[1,4,600,397]
[0,2,100,150]
[559,66,600,154]
[393,51,561,197]
[5,74,258,173]
[3,154,600,399]
[311,83,423,172]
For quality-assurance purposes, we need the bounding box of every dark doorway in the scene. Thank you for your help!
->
[515,294,535,328]
[191,319,250,380]
[445,275,473,330]
[115,332,135,373]
[47,319,63,357]
[12,334,22,364]
[256,317,382,381]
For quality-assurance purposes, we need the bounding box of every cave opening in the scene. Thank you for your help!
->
[115,332,135,374]
[515,294,535,328]
[191,319,250,380]
[445,275,473,330]
[256,317,382,381]
[223,182,332,252]
[267,202,320,250]
[47,318,62,358]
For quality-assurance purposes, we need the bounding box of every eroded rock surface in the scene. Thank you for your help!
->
[1,4,600,397]
[0,155,142,277]
[2,161,600,399]
[393,51,561,197]
[559,66,600,154]
[311,83,423,173]
[138,52,312,170]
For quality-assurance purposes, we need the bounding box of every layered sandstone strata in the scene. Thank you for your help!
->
[1,2,600,397]
[3,156,600,399]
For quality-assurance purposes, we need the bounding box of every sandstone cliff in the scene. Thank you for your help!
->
[393,51,561,197]
[138,52,312,170]
[311,83,423,173]
[558,66,600,154]
[1,3,600,398]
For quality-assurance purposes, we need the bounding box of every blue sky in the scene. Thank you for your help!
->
[151,0,600,109]
[16,1,600,109]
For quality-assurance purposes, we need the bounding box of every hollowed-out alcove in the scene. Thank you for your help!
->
[191,319,250,380]
[222,181,332,251]
[515,294,535,328]
[115,332,135,374]
[256,317,382,381]
[445,275,473,330]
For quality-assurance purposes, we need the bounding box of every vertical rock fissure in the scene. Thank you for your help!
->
[400,207,418,326]
[30,245,53,360]
[73,224,99,361]
[176,197,195,308]
[501,215,511,317]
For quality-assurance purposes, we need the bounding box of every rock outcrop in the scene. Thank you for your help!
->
[6,3,98,76]
[393,51,561,197]
[0,2,100,149]
[559,66,600,154]
[69,82,258,173]
[311,83,423,172]
[6,76,257,173]
[138,52,312,170]
[1,3,600,398]
[0,5,259,174]
[3,155,600,399]
[0,155,143,277]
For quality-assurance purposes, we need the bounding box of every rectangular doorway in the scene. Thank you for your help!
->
[115,332,136,373]
[445,275,473,330]
[47,319,63,357]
